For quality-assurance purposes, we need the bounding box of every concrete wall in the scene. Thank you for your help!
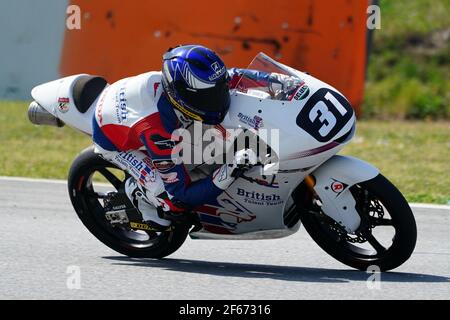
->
[0,0,67,99]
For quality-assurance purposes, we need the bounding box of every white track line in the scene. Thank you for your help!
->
[0,176,449,210]
[0,176,67,184]
[0,176,110,187]
[409,203,450,210]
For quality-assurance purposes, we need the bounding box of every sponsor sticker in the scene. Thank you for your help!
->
[130,221,173,231]
[168,94,203,121]
[237,113,264,130]
[293,84,310,101]
[57,97,70,113]
[115,83,128,123]
[209,62,226,81]
[115,152,156,184]
[331,181,344,193]
[130,222,153,230]
[330,179,348,196]
[236,188,284,206]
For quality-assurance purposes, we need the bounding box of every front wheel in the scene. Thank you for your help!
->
[299,174,417,271]
[67,146,189,258]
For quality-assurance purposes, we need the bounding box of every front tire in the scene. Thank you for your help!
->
[67,146,189,258]
[299,174,417,271]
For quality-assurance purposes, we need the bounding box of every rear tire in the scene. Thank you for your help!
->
[67,146,189,258]
[299,174,417,271]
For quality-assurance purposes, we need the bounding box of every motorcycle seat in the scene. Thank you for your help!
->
[72,75,107,113]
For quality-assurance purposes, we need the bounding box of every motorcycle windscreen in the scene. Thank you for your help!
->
[233,53,305,101]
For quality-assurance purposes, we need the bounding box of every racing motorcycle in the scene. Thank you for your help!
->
[28,53,416,271]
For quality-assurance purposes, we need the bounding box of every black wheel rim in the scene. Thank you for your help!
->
[74,163,170,249]
[307,183,399,260]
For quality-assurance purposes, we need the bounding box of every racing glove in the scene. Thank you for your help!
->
[268,73,303,98]
[212,149,258,190]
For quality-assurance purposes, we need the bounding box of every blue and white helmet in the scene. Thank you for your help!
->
[161,45,230,125]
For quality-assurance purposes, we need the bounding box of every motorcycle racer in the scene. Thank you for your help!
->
[92,44,293,228]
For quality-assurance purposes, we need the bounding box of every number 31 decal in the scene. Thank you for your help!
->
[296,88,354,142]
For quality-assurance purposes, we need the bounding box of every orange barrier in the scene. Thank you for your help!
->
[61,0,368,114]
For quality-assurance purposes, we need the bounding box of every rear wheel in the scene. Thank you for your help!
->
[299,174,417,271]
[67,146,189,258]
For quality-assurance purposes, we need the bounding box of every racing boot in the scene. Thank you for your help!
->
[124,177,171,229]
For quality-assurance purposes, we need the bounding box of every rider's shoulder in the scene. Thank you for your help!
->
[129,71,163,96]
[109,71,163,122]
[135,71,163,85]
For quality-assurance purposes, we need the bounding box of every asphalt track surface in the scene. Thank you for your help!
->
[0,177,449,300]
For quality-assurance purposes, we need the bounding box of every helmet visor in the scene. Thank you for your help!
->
[175,76,230,120]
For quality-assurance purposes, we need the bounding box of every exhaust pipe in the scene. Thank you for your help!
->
[28,101,65,127]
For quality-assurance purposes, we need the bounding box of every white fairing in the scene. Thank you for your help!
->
[311,155,379,232]
[31,74,105,135]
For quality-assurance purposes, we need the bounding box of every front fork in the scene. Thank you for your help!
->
[304,175,316,193]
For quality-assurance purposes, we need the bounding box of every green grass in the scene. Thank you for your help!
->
[364,0,450,119]
[0,101,91,179]
[378,0,450,37]
[341,120,449,204]
[1,101,449,204]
